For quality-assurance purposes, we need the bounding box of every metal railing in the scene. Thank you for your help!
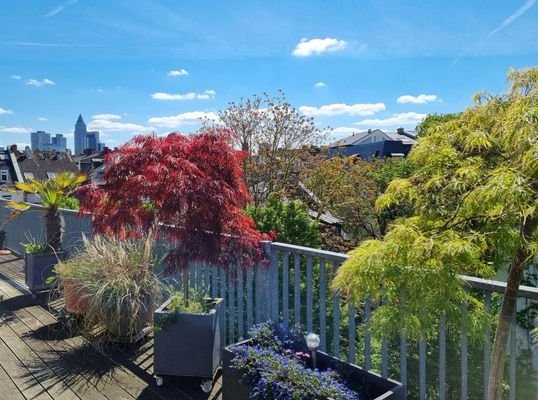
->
[1,199,537,400]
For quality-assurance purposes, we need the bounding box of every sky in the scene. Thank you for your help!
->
[0,0,537,151]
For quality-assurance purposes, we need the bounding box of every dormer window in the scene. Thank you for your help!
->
[0,170,8,182]
[23,172,35,180]
[47,172,56,179]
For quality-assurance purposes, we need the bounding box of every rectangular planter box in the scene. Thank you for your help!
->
[25,251,68,293]
[222,339,406,400]
[154,297,224,379]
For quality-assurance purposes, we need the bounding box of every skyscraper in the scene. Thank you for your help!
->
[51,134,67,152]
[74,114,87,155]
[31,131,51,151]
[86,131,100,151]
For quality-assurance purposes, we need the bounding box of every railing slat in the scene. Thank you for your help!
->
[461,302,468,400]
[270,247,279,321]
[364,298,371,370]
[510,310,517,400]
[332,261,340,358]
[319,258,327,352]
[381,337,388,378]
[348,303,356,364]
[484,292,491,400]
[439,312,446,400]
[220,268,227,345]
[294,253,301,326]
[246,268,253,331]
[400,333,407,388]
[228,271,235,345]
[282,251,289,328]
[419,337,426,400]
[211,266,218,298]
[237,267,244,339]
[306,255,313,332]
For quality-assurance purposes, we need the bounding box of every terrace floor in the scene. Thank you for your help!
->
[0,252,223,400]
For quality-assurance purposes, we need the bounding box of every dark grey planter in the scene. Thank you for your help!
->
[0,230,5,250]
[222,339,406,400]
[154,297,224,382]
[25,251,68,294]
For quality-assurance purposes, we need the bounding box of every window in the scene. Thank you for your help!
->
[47,172,56,179]
[0,170,8,182]
[23,172,35,180]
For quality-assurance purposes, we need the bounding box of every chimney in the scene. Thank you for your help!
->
[397,127,404,135]
[10,144,17,153]
[368,129,372,133]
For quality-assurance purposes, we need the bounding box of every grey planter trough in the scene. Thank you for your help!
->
[25,251,68,295]
[222,339,406,400]
[153,297,224,390]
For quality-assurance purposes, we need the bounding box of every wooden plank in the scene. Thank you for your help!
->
[0,336,54,399]
[348,303,355,364]
[237,267,244,339]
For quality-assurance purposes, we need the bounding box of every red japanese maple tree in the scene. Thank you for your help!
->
[78,129,266,275]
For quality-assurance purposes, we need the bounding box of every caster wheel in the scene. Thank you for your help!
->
[155,376,163,387]
[200,379,213,393]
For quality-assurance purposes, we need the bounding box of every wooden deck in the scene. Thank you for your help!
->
[0,253,223,400]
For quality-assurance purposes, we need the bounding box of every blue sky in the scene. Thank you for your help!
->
[1,0,537,150]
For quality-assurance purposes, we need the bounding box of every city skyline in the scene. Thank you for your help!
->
[1,0,537,150]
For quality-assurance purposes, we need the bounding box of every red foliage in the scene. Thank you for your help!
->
[78,129,267,272]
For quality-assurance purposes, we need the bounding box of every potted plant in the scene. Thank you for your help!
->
[10,171,86,296]
[153,291,224,391]
[77,129,266,388]
[222,322,405,400]
[68,235,162,342]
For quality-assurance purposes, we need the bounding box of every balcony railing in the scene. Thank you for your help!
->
[1,199,537,400]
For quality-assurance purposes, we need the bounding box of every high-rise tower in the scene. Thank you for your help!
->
[74,114,87,155]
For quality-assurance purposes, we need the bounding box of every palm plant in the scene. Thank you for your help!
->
[10,171,86,252]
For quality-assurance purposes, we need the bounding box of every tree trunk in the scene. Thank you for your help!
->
[45,206,62,252]
[487,217,538,400]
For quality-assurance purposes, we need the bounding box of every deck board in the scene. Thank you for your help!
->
[0,253,222,400]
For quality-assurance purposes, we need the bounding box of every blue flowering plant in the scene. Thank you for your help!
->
[231,322,359,400]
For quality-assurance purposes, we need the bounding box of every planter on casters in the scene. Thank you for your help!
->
[222,338,406,400]
[25,251,68,298]
[153,297,224,393]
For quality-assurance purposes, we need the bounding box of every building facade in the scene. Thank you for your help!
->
[30,131,51,151]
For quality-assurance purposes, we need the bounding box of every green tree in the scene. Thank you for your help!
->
[333,67,538,400]
[415,112,461,137]
[247,193,320,248]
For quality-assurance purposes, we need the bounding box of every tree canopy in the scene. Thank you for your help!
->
[332,67,538,399]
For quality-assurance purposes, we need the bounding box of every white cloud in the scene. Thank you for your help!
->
[148,111,220,128]
[92,113,122,121]
[355,112,427,128]
[88,116,154,134]
[11,75,21,80]
[397,94,438,104]
[167,69,189,77]
[26,78,55,87]
[0,126,32,134]
[38,117,48,122]
[488,0,537,38]
[45,0,79,18]
[314,82,326,88]
[300,103,386,117]
[151,89,216,101]
[0,108,13,115]
[292,38,347,57]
